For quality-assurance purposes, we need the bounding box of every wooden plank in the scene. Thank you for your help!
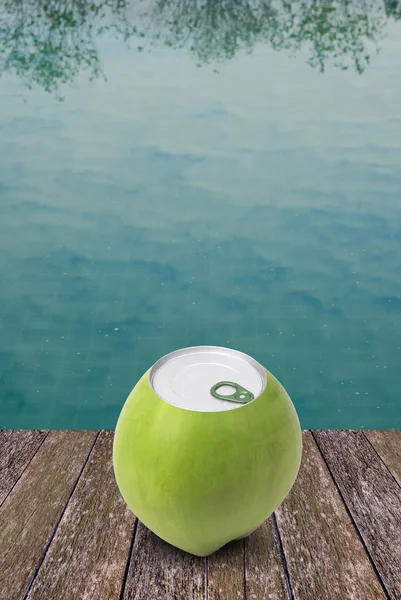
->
[122,520,206,600]
[0,430,48,506]
[275,431,387,600]
[0,430,97,600]
[208,538,244,600]
[364,430,401,487]
[245,516,290,600]
[314,430,401,600]
[25,430,136,600]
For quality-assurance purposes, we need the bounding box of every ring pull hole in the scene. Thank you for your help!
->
[215,384,236,397]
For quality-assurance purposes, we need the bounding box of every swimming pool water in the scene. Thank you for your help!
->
[1,1,401,429]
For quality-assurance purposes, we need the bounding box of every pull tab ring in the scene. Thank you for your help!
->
[210,381,254,404]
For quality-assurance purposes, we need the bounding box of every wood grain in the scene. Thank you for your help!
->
[245,516,290,600]
[275,431,387,600]
[122,521,206,600]
[25,430,136,600]
[364,430,401,487]
[0,430,48,506]
[0,430,97,600]
[1,430,399,600]
[314,430,401,600]
[208,538,244,600]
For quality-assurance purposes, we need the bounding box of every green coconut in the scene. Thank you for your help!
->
[113,366,302,556]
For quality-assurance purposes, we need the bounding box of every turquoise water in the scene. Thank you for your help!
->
[1,1,401,429]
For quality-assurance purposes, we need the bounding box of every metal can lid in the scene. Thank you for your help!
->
[149,346,267,412]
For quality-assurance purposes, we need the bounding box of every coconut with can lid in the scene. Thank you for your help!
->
[112,346,302,557]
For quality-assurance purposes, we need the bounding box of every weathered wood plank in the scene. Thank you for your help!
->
[276,431,387,600]
[122,521,206,600]
[208,539,244,600]
[25,430,136,600]
[314,430,401,600]
[245,516,290,600]
[0,430,48,506]
[364,430,401,487]
[0,430,97,600]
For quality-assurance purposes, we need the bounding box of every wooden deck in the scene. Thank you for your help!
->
[0,430,400,600]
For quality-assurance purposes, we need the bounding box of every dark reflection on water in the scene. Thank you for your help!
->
[1,0,401,97]
[0,1,401,429]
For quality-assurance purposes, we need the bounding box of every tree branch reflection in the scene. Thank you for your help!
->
[0,0,400,97]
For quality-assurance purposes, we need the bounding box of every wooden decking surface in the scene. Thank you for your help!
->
[0,430,400,600]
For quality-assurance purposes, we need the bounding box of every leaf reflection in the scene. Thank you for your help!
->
[0,0,400,97]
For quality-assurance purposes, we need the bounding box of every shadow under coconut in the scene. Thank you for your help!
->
[122,518,283,596]
[123,520,206,597]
